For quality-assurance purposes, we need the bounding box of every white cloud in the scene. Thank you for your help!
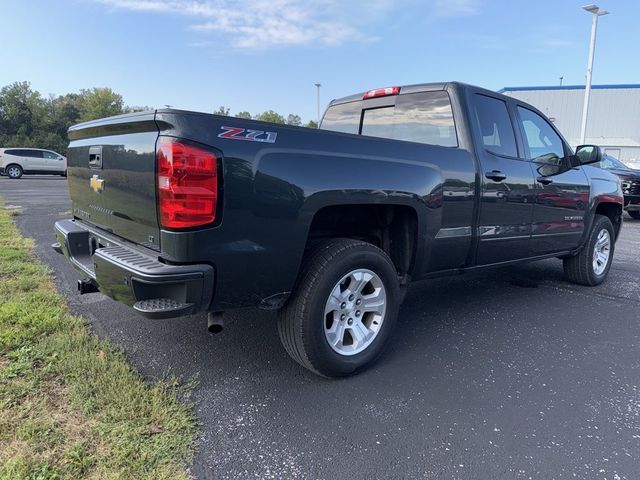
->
[96,0,483,49]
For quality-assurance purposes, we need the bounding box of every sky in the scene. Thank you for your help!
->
[1,0,638,123]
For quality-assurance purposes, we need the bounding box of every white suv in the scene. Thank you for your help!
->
[0,148,67,179]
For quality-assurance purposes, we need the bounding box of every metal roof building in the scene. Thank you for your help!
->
[500,84,640,168]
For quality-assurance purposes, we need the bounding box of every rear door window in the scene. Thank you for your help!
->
[24,150,44,158]
[361,92,457,147]
[472,94,518,158]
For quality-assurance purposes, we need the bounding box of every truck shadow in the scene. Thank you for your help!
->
[121,257,573,384]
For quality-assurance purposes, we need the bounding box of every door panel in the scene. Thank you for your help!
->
[477,157,535,264]
[515,106,590,254]
[24,150,46,171]
[43,151,64,172]
[530,164,589,254]
[470,93,535,265]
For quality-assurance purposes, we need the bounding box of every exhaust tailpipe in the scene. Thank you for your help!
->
[78,278,99,295]
[207,312,224,334]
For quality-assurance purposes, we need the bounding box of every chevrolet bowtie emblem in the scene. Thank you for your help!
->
[90,174,104,193]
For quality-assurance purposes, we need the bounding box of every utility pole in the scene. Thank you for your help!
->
[580,4,609,145]
[559,76,563,86]
[314,83,321,127]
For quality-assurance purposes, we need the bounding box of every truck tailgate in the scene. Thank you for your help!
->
[67,112,160,250]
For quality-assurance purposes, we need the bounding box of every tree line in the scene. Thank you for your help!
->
[0,82,148,154]
[0,81,317,155]
[213,106,317,129]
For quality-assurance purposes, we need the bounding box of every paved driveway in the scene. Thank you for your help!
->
[2,176,640,479]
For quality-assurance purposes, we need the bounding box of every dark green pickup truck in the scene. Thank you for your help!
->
[53,82,623,376]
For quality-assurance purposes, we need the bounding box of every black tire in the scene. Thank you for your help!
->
[563,215,615,286]
[6,164,23,179]
[628,211,640,220]
[278,238,401,377]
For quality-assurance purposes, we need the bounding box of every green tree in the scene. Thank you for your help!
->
[254,110,286,124]
[47,93,82,144]
[124,105,152,114]
[78,88,124,122]
[0,80,315,154]
[0,82,142,153]
[0,81,42,138]
[286,114,301,126]
[213,106,230,116]
[304,120,318,128]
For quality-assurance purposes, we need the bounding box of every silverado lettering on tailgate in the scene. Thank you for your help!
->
[218,126,277,144]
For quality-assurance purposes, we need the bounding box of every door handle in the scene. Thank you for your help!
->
[485,170,507,182]
[536,176,553,185]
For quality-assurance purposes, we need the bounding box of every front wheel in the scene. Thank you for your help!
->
[6,164,23,179]
[278,239,400,377]
[628,211,640,220]
[563,214,615,286]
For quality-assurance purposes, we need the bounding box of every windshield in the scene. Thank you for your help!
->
[599,155,629,170]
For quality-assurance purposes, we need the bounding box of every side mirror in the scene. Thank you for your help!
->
[575,144,603,165]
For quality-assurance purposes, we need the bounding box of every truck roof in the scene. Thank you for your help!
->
[329,82,459,106]
[327,81,507,107]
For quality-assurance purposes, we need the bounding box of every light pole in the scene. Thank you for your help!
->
[579,4,609,145]
[314,83,321,127]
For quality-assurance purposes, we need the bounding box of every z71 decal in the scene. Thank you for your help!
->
[218,126,277,143]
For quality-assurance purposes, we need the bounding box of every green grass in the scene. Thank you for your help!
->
[0,200,197,479]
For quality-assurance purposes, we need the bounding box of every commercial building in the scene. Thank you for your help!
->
[500,84,640,168]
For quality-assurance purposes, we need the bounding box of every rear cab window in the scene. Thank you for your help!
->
[321,90,458,147]
[321,102,360,135]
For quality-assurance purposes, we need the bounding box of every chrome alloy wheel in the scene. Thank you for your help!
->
[324,268,387,356]
[7,166,21,178]
[593,228,611,276]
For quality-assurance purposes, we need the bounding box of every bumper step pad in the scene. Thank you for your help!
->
[133,298,195,319]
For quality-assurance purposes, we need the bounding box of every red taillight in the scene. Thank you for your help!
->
[363,86,401,99]
[156,137,218,229]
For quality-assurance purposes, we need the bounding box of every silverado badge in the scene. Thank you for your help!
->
[90,174,104,193]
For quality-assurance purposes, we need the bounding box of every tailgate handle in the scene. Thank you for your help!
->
[89,146,103,169]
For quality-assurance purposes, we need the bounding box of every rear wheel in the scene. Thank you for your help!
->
[563,214,614,286]
[6,164,23,179]
[278,238,400,377]
[628,211,640,220]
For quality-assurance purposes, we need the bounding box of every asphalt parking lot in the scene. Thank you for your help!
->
[2,176,640,479]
